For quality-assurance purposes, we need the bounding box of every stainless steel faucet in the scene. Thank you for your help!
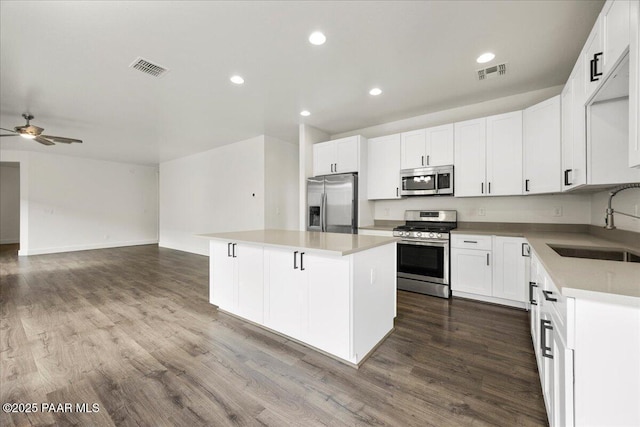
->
[605,183,640,230]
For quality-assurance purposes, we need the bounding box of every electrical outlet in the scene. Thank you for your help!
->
[478,207,486,216]
[553,206,563,217]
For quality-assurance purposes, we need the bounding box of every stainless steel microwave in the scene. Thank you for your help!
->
[400,165,454,196]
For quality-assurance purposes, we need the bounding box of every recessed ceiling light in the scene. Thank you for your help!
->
[309,31,326,46]
[476,52,495,64]
[300,110,311,117]
[230,75,244,85]
[369,87,382,96]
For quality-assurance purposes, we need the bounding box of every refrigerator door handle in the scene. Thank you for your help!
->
[321,192,326,232]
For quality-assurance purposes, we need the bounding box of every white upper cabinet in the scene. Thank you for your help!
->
[486,111,523,196]
[455,113,523,197]
[367,134,401,199]
[400,124,454,169]
[426,124,455,166]
[602,0,631,76]
[583,16,604,100]
[313,135,360,176]
[454,118,487,197]
[523,96,562,194]
[562,60,588,191]
[400,129,427,169]
[313,142,335,176]
[630,0,640,168]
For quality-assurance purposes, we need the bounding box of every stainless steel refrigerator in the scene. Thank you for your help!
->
[307,173,358,234]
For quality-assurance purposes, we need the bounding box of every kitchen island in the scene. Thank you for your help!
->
[198,230,399,366]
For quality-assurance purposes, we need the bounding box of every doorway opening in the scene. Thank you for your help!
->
[0,161,20,254]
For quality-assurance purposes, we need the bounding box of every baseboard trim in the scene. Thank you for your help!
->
[18,239,159,256]
[452,291,528,310]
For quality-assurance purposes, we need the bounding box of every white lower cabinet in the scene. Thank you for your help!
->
[450,247,492,295]
[264,247,304,339]
[209,240,397,366]
[304,253,350,360]
[530,250,640,427]
[530,252,574,427]
[450,234,528,308]
[264,247,350,359]
[210,241,264,324]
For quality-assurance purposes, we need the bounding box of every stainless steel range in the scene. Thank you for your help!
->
[393,210,457,298]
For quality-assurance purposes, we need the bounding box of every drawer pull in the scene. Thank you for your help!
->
[540,319,554,359]
[463,240,478,244]
[529,282,538,305]
[227,242,232,257]
[293,251,298,269]
[542,290,557,302]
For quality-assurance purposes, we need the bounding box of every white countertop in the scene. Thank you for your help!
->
[453,229,640,304]
[198,229,399,256]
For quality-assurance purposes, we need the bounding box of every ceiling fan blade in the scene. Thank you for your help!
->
[34,136,55,146]
[0,127,18,133]
[0,134,19,137]
[40,134,83,144]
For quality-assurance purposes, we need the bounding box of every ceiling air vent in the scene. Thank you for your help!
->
[477,63,508,81]
[129,57,169,78]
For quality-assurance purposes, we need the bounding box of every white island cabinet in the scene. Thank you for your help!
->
[202,229,398,366]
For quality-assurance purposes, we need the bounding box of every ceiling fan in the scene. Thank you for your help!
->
[0,113,83,146]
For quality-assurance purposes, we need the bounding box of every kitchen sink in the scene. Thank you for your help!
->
[548,244,640,263]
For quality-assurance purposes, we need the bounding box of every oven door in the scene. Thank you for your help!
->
[397,240,448,284]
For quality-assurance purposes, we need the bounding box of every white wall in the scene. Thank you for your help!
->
[376,193,592,224]
[0,150,158,255]
[265,136,299,230]
[299,124,329,230]
[0,163,20,243]
[332,85,564,140]
[159,136,266,255]
[591,189,640,232]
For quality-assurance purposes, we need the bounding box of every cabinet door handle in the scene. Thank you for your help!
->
[481,182,484,194]
[300,252,305,271]
[463,240,478,244]
[227,242,232,257]
[486,253,490,266]
[590,52,603,82]
[525,179,530,192]
[541,319,554,359]
[426,155,430,166]
[564,169,572,186]
[488,182,491,194]
[529,282,538,305]
[232,243,237,258]
[293,251,298,269]
[542,290,557,302]
[421,155,425,166]
[522,243,530,257]
[334,163,337,173]
[396,187,399,197]
[330,163,334,173]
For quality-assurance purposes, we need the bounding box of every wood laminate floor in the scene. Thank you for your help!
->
[0,244,547,426]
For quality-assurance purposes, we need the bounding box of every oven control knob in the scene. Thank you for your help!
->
[429,232,435,238]
[416,232,422,237]
[436,233,442,238]
[401,232,407,237]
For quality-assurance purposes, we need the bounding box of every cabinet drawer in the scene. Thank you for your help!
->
[451,234,492,250]
[541,271,570,346]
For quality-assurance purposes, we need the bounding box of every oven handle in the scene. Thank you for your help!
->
[398,240,448,248]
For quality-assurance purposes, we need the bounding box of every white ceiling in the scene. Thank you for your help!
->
[0,0,604,165]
